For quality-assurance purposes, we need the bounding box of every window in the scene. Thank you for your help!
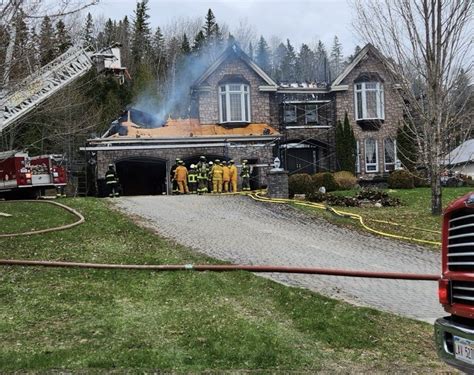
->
[283,104,297,123]
[356,141,360,173]
[305,104,318,124]
[365,138,378,172]
[219,84,250,123]
[384,138,397,172]
[355,82,384,120]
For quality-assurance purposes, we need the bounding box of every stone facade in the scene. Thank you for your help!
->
[195,58,278,126]
[334,52,404,177]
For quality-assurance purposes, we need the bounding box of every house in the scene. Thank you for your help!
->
[444,139,474,177]
[83,43,403,195]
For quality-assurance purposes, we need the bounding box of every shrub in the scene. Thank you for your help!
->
[307,192,360,207]
[388,170,414,189]
[355,188,401,207]
[333,171,357,190]
[288,173,313,197]
[413,171,430,187]
[312,172,339,192]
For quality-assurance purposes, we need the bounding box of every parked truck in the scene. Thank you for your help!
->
[435,192,474,372]
[0,151,67,198]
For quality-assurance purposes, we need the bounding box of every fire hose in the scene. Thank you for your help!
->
[0,200,85,238]
[246,192,442,246]
[0,194,441,281]
[0,259,440,281]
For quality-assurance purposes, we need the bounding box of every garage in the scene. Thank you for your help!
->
[115,157,167,196]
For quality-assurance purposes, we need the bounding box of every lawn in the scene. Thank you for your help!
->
[294,187,473,246]
[0,198,449,372]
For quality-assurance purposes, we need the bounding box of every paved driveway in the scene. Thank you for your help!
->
[116,195,444,322]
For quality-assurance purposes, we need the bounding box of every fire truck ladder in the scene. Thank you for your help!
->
[0,46,93,133]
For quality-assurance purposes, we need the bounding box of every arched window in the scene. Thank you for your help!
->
[354,81,384,121]
[219,84,251,123]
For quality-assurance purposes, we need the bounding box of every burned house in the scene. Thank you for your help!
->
[83,43,403,195]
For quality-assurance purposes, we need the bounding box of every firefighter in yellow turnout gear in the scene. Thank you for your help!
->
[222,160,230,192]
[229,160,238,192]
[241,159,251,191]
[174,160,189,194]
[211,159,224,193]
[188,164,198,194]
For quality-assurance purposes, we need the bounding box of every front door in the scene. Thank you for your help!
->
[286,148,314,174]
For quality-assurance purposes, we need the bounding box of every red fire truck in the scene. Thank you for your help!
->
[0,151,67,198]
[435,192,474,372]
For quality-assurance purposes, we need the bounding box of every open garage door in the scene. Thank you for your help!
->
[116,157,166,196]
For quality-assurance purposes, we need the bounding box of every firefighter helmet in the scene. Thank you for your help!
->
[243,159,248,163]
[215,159,220,163]
[190,164,196,169]
[108,163,114,168]
[200,156,206,160]
[229,159,234,164]
[222,160,227,165]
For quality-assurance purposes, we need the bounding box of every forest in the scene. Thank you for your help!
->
[0,0,360,159]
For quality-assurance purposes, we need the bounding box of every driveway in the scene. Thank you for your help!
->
[116,195,444,322]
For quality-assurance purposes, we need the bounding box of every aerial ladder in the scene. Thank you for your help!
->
[0,43,127,132]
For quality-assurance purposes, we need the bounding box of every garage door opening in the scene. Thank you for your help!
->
[116,157,166,196]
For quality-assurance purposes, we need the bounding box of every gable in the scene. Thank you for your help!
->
[193,44,277,89]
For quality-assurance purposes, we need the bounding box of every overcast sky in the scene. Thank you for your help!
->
[89,0,360,55]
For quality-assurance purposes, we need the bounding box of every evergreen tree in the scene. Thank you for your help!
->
[180,33,191,55]
[10,8,30,80]
[83,13,95,47]
[297,43,315,82]
[203,9,217,40]
[192,30,206,56]
[342,112,356,173]
[272,42,287,82]
[255,36,270,73]
[39,16,55,65]
[281,39,297,82]
[397,121,418,171]
[314,40,329,83]
[102,18,116,47]
[335,112,356,172]
[131,0,152,66]
[347,45,362,63]
[329,35,344,80]
[117,16,131,68]
[152,27,167,81]
[55,20,72,55]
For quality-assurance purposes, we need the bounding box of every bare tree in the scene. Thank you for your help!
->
[353,0,473,215]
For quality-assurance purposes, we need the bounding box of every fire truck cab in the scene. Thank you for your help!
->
[435,192,474,372]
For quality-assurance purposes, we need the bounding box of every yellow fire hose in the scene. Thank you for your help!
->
[245,191,441,246]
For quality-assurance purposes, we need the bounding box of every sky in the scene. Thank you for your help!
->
[89,0,360,55]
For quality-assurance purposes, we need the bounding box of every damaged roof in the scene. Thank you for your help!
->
[109,118,279,139]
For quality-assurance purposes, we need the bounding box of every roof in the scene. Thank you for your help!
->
[108,118,280,139]
[331,44,394,88]
[445,139,474,165]
[193,43,278,88]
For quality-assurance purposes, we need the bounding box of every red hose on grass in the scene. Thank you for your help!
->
[0,259,440,281]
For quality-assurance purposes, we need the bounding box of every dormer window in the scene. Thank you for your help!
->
[219,84,250,123]
[355,81,384,121]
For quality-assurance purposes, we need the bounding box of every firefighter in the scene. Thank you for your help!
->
[222,160,230,193]
[174,160,189,194]
[170,158,180,194]
[196,156,209,194]
[212,159,224,193]
[229,159,238,192]
[105,164,119,197]
[188,164,198,194]
[241,159,251,191]
[207,161,214,193]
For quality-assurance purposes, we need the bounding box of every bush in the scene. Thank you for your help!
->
[388,170,414,189]
[333,171,357,190]
[312,172,339,192]
[289,173,313,197]
[355,188,401,206]
[413,171,430,187]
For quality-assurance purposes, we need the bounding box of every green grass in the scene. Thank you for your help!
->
[0,198,449,372]
[0,201,77,234]
[296,187,473,246]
